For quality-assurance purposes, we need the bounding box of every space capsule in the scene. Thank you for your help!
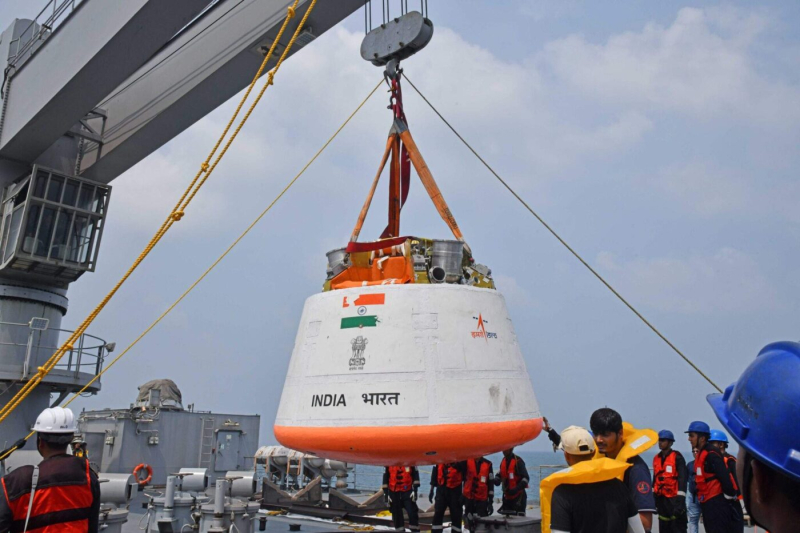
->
[274,237,543,465]
[275,15,541,464]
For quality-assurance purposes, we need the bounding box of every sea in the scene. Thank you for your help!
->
[351,450,661,504]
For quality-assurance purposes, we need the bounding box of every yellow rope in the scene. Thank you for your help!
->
[0,1,317,426]
[0,78,382,461]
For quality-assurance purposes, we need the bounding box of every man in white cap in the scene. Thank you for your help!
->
[548,426,645,533]
[0,407,100,532]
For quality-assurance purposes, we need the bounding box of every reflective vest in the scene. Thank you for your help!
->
[499,457,520,494]
[1,455,95,532]
[695,447,723,503]
[388,466,414,492]
[653,450,679,498]
[723,455,742,500]
[437,463,462,489]
[539,458,631,533]
[464,459,491,501]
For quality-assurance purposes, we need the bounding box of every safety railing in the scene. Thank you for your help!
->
[0,320,108,380]
[7,0,86,71]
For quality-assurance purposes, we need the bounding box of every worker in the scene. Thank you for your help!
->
[707,341,800,533]
[383,466,420,532]
[685,448,701,533]
[685,421,742,533]
[463,457,493,531]
[590,408,656,532]
[542,417,561,452]
[493,447,529,516]
[430,462,466,533]
[0,407,100,532]
[543,426,644,533]
[70,435,88,459]
[708,430,741,501]
[652,430,687,533]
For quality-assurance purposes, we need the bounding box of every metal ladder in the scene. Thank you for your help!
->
[198,417,215,468]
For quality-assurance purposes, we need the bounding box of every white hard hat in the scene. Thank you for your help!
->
[33,407,77,434]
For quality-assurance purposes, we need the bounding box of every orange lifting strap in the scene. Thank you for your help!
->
[349,125,464,243]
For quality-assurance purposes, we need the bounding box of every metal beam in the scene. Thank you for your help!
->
[79,0,365,184]
[0,0,211,163]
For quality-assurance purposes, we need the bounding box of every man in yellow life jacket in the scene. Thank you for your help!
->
[463,457,493,531]
[0,407,101,532]
[540,426,645,533]
[493,448,529,516]
[652,430,687,533]
[590,408,657,533]
[383,466,420,532]
[430,462,466,533]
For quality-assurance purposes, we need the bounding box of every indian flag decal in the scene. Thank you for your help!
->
[341,293,385,329]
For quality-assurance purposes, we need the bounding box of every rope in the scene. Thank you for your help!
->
[0,78,382,461]
[402,74,723,393]
[0,0,318,427]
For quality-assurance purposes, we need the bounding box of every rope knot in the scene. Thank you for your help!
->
[37,367,45,376]
[171,211,185,221]
[287,6,296,18]
[267,72,275,86]
[64,343,74,351]
[201,162,209,172]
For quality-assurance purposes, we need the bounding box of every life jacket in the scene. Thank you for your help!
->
[499,456,520,494]
[1,455,95,533]
[695,447,723,503]
[539,458,631,533]
[723,455,742,500]
[437,463,463,490]
[388,466,414,492]
[464,459,491,501]
[593,422,659,463]
[653,450,680,498]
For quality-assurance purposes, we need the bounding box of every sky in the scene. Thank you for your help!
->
[1,1,799,455]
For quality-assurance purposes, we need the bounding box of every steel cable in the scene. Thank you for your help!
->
[402,73,723,393]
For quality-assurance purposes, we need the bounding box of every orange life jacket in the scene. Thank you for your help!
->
[464,459,491,501]
[499,456,519,494]
[437,463,463,489]
[653,450,680,498]
[723,455,742,500]
[695,447,723,503]
[388,466,414,492]
[1,455,95,532]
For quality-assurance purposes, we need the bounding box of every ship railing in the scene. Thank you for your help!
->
[0,320,109,379]
[6,0,86,71]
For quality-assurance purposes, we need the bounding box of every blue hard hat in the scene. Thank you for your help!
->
[708,429,729,443]
[658,430,675,441]
[708,341,800,482]
[685,421,710,434]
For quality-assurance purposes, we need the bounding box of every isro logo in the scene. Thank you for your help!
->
[471,314,497,341]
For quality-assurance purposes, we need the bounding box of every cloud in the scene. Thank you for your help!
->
[596,248,779,314]
[657,160,800,223]
[494,274,534,309]
[108,148,226,233]
[657,161,751,216]
[541,7,800,125]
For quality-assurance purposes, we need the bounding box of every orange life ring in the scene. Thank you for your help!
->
[133,463,153,485]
